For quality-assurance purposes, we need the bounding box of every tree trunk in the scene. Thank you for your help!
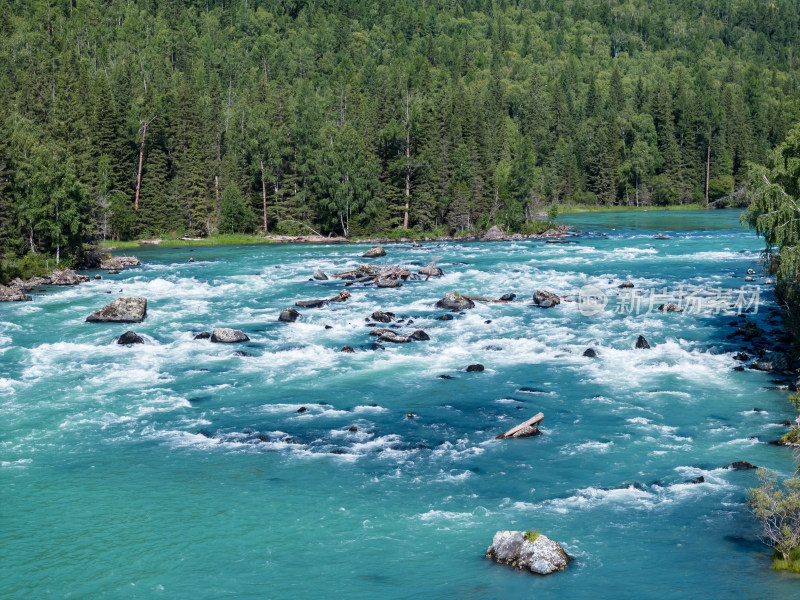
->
[403,89,411,230]
[705,144,711,205]
[260,158,268,235]
[135,115,156,211]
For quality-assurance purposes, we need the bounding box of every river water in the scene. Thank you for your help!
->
[1,210,798,598]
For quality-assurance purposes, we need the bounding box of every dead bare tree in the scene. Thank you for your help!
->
[134,114,157,211]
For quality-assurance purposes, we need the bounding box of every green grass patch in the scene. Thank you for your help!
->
[0,253,57,285]
[559,203,709,214]
[773,546,800,572]
[524,529,540,542]
[98,239,141,249]
[779,428,800,445]
[157,234,279,247]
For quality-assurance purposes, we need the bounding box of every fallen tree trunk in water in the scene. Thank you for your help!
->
[496,412,544,439]
[461,295,512,303]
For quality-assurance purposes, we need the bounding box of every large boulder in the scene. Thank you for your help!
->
[100,256,141,270]
[312,268,329,280]
[50,269,89,286]
[634,335,651,349]
[371,311,395,323]
[486,531,571,576]
[279,307,300,322]
[86,297,147,323]
[0,284,31,302]
[210,328,250,343]
[533,290,560,308]
[378,331,410,343]
[296,299,327,308]
[750,351,792,372]
[483,226,506,241]
[376,278,402,288]
[117,331,144,345]
[436,293,475,311]
[409,329,430,341]
[363,246,386,258]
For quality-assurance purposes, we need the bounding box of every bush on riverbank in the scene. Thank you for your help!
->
[748,470,800,569]
[0,252,57,285]
[772,546,800,572]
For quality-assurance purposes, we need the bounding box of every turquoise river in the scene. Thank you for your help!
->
[2,210,799,599]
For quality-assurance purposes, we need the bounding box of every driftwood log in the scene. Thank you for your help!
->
[496,412,544,439]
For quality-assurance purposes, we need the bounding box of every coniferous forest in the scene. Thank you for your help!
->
[1,0,800,270]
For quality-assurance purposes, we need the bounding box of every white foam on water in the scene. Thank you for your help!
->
[561,441,614,455]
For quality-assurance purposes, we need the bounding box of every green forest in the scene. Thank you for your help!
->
[1,0,800,269]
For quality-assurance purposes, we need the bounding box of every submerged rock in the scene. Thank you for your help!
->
[117,331,144,345]
[634,335,651,349]
[747,268,756,275]
[0,284,31,302]
[582,348,598,358]
[437,313,454,321]
[210,328,250,343]
[733,352,750,361]
[194,331,211,340]
[279,307,300,322]
[486,530,570,576]
[466,363,485,372]
[533,290,560,308]
[330,290,351,302]
[436,293,475,311]
[376,277,402,288]
[499,293,517,301]
[618,281,635,289]
[728,461,758,470]
[340,346,355,353]
[363,246,386,258]
[313,268,329,280]
[86,297,147,323]
[408,329,430,341]
[296,298,327,308]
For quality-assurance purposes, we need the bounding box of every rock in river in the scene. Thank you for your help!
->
[409,329,430,341]
[419,264,444,277]
[0,284,31,302]
[466,363,485,372]
[436,293,475,311]
[486,530,571,576]
[483,225,506,241]
[86,297,147,323]
[117,331,144,345]
[533,290,560,308]
[378,331,410,344]
[376,277,402,288]
[634,335,651,349]
[50,269,90,286]
[210,328,250,343]
[371,311,395,323]
[363,246,386,258]
[657,303,683,312]
[279,307,300,322]
[583,348,598,357]
[750,351,791,372]
[313,268,329,280]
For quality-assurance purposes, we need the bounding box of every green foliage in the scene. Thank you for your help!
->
[524,530,541,543]
[772,545,800,572]
[220,186,257,235]
[747,470,800,563]
[0,252,52,285]
[1,0,799,255]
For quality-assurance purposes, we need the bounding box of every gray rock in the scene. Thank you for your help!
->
[657,303,683,312]
[486,531,570,576]
[436,293,475,311]
[618,281,634,289]
[0,284,31,302]
[50,269,89,286]
[409,329,430,341]
[635,335,651,349]
[750,351,792,372]
[745,276,756,282]
[100,256,141,270]
[279,307,300,322]
[533,290,561,308]
[117,331,144,345]
[483,225,505,241]
[313,268,329,280]
[363,246,386,258]
[376,278,402,288]
[412,240,422,248]
[371,311,395,323]
[419,264,444,277]
[86,297,147,323]
[210,328,250,343]
[193,331,211,340]
[296,299,327,308]
[378,331,410,343]
[747,268,756,275]
[340,346,355,353]
[583,348,598,357]
[499,293,517,301]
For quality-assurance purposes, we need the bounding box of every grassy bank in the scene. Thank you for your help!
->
[99,234,281,249]
[558,203,709,214]
[773,547,800,573]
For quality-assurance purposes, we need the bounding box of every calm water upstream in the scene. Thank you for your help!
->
[2,210,799,598]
